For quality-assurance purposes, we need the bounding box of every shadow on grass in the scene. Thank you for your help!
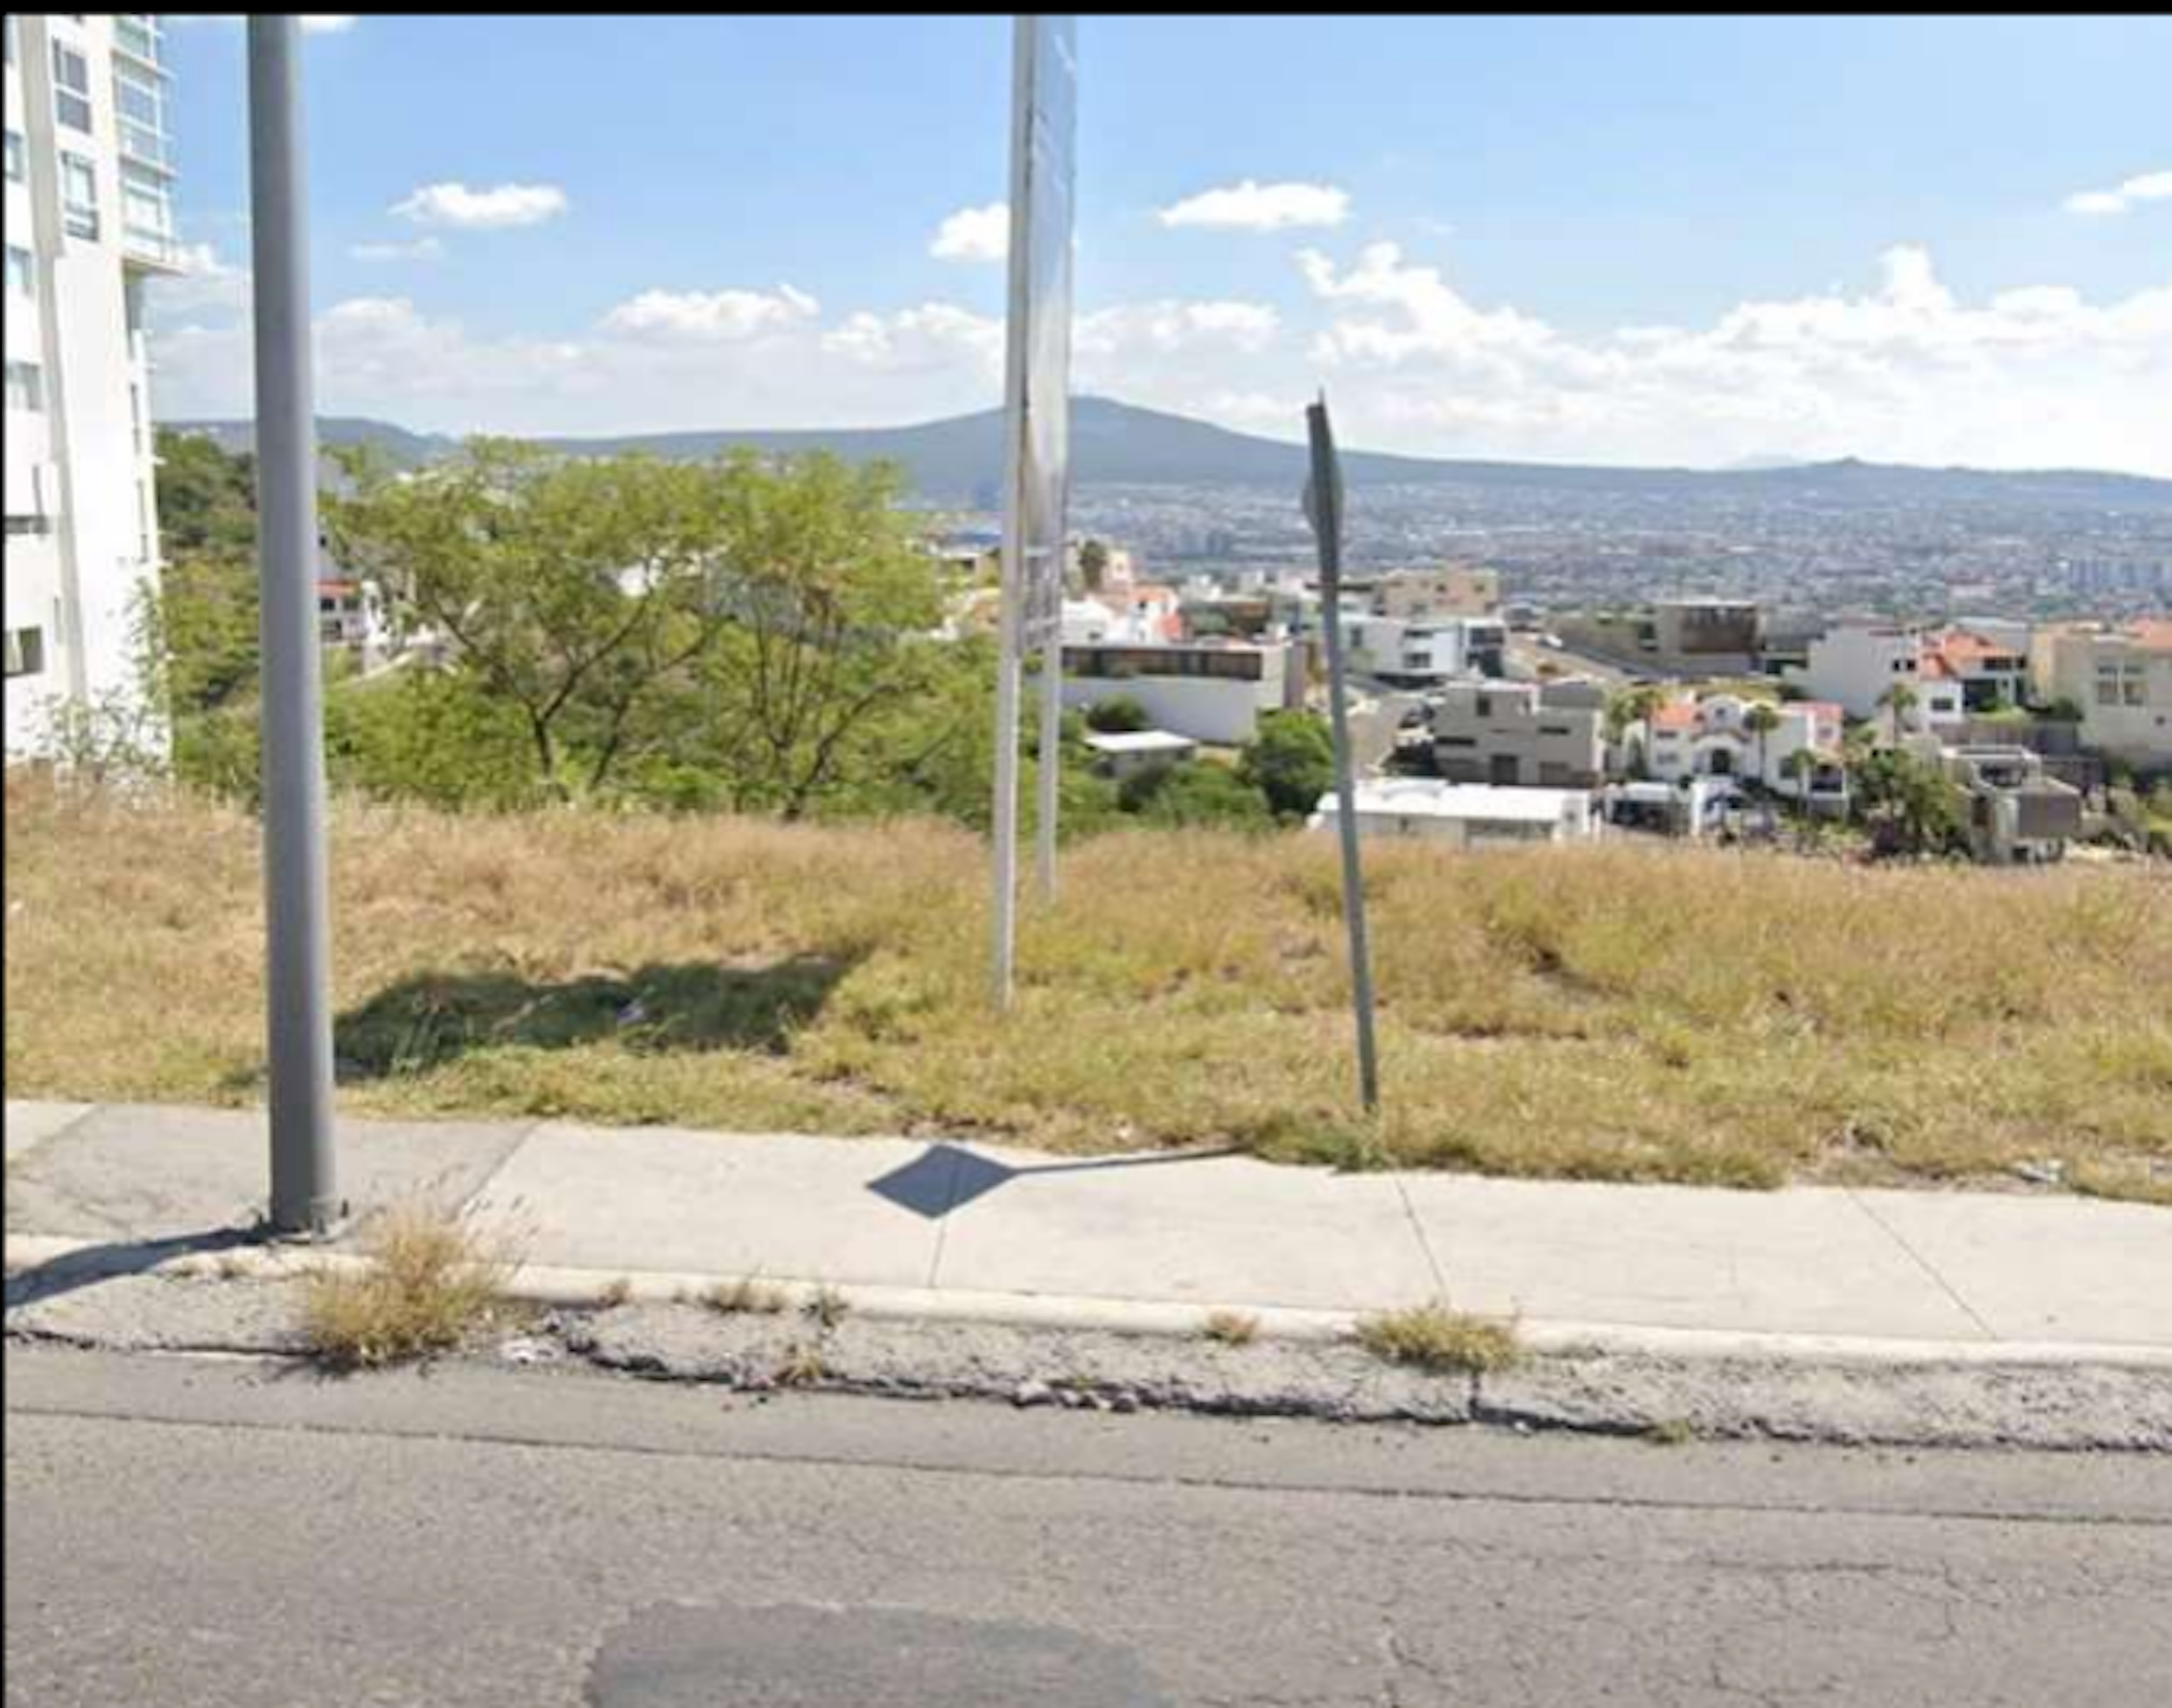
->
[332,953,863,1081]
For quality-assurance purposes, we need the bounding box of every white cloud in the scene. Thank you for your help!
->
[1299,241,1555,364]
[147,242,252,317]
[601,285,820,342]
[1076,300,1280,358]
[2063,169,2172,217]
[822,303,1004,374]
[140,238,2172,477]
[1157,179,1350,232]
[930,202,1010,263]
[393,182,568,231]
[351,236,445,264]
[1290,240,2172,473]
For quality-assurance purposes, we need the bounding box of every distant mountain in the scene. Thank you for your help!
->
[163,397,2172,510]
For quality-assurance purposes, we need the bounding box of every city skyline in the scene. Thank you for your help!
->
[146,14,2172,475]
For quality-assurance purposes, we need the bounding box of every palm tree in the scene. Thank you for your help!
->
[1744,701,1781,791]
[1779,745,1817,803]
[1877,682,1919,745]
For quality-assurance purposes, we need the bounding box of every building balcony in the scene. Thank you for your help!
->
[113,16,166,72]
[121,226,186,275]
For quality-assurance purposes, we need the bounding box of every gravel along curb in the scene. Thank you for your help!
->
[7,1259,2171,1452]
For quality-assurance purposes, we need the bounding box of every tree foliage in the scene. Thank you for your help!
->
[1238,710,1334,820]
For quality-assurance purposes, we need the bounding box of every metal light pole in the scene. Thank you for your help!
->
[1305,396,1381,1114]
[248,15,341,1235]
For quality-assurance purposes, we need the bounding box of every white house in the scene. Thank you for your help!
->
[1061,639,1301,745]
[1631,693,1847,804]
[1342,613,1507,687]
[2031,619,2172,769]
[1791,623,1965,728]
[1083,728,1198,782]
[5,14,180,756]
[1308,778,1600,848]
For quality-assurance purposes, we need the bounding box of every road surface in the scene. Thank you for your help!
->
[7,1345,2170,1707]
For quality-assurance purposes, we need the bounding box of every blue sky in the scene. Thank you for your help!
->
[152,14,2172,472]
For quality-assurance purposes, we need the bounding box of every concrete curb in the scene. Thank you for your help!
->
[12,1233,2172,1373]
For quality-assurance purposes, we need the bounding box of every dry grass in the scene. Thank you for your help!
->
[7,775,2170,1200]
[705,1276,788,1315]
[597,1275,635,1308]
[1202,1310,1262,1345]
[804,1284,851,1329]
[773,1343,828,1388]
[299,1198,514,1370]
[1357,1304,1523,1374]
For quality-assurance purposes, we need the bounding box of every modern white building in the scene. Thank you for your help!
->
[5,12,179,756]
[1309,778,1600,849]
[1343,613,1507,687]
[1430,676,1608,789]
[1061,639,1303,745]
[1790,623,1965,728]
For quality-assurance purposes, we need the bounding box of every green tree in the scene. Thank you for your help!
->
[1238,709,1334,820]
[1119,760,1272,830]
[1083,695,1151,734]
[153,429,258,558]
[1877,681,1920,744]
[1605,683,1668,743]
[1852,748,1967,857]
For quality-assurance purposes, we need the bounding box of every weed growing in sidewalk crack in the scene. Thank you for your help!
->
[1356,1303,1522,1374]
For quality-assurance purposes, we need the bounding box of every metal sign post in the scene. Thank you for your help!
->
[248,15,342,1234]
[1304,397,1381,1114]
[991,14,1078,1007]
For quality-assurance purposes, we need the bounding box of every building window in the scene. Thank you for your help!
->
[53,42,96,133]
[3,131,24,183]
[5,360,44,413]
[5,245,33,301]
[4,627,47,680]
[6,515,53,538]
[61,153,100,241]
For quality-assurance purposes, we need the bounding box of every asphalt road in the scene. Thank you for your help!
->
[8,1344,2172,1707]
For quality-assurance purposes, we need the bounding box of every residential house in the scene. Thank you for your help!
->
[2031,619,2172,771]
[1628,692,1847,806]
[1791,622,1966,728]
[1083,728,1197,782]
[1309,778,1600,848]
[1430,677,1607,788]
[1061,639,1302,745]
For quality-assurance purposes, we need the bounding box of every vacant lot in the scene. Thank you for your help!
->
[7,778,2169,1200]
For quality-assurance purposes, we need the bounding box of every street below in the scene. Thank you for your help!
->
[8,1344,2170,1706]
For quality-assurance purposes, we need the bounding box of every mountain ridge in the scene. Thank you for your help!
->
[161,396,2172,510]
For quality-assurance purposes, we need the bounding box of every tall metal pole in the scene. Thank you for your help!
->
[1306,397,1381,1114]
[249,16,341,1235]
[989,16,1035,1010]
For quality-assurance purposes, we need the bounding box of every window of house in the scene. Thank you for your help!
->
[52,41,95,132]
[3,130,24,183]
[5,245,33,300]
[4,627,47,680]
[60,153,100,240]
[5,515,53,537]
[5,360,44,413]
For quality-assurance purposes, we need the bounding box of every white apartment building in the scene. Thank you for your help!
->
[5,13,179,756]
[1430,677,1608,789]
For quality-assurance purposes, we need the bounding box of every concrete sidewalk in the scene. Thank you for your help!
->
[6,1100,2167,1360]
